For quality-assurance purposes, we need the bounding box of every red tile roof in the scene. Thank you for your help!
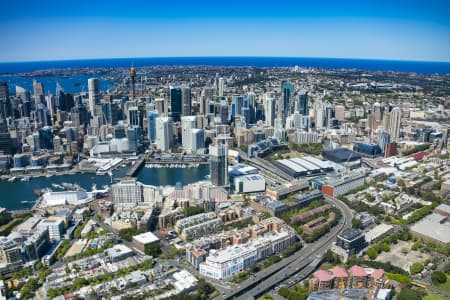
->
[371,268,385,279]
[314,269,335,282]
[331,265,348,278]
[410,151,428,160]
[349,265,367,277]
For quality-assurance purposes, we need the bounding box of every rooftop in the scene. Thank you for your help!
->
[371,269,385,279]
[314,269,334,282]
[132,231,159,244]
[410,213,450,244]
[349,265,367,277]
[330,266,348,278]
[323,148,361,162]
[435,203,450,215]
[339,229,363,241]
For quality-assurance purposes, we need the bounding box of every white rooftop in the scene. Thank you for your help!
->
[364,223,393,243]
[132,231,159,244]
[410,213,450,244]
[435,203,450,215]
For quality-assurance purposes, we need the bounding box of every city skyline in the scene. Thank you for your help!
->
[1,0,450,62]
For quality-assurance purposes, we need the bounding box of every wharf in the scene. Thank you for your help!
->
[126,155,145,177]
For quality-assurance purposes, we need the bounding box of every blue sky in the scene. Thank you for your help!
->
[1,0,450,62]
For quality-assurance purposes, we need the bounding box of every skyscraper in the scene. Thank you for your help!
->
[191,128,205,153]
[297,89,309,116]
[232,95,245,117]
[147,109,159,143]
[33,80,45,108]
[0,81,11,120]
[314,100,325,129]
[281,81,294,124]
[209,143,228,187]
[88,78,100,116]
[154,98,167,117]
[378,131,391,154]
[201,87,214,115]
[218,77,225,97]
[181,86,191,117]
[128,107,140,127]
[388,107,401,142]
[170,86,182,122]
[156,116,173,151]
[181,116,197,152]
[264,93,275,127]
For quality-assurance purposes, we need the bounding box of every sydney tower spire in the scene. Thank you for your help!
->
[130,66,136,99]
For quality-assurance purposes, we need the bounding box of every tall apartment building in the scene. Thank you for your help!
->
[181,116,197,152]
[111,179,143,208]
[156,117,173,151]
[209,143,228,187]
[88,78,100,116]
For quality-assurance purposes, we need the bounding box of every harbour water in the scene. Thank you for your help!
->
[0,164,210,211]
[1,57,450,75]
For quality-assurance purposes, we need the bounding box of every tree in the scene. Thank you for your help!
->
[431,271,447,284]
[411,241,422,251]
[410,263,424,275]
[397,288,425,300]
[183,206,204,217]
[323,249,341,264]
[144,244,161,257]
[367,247,378,260]
[380,242,390,252]
[352,218,362,229]
[118,227,142,241]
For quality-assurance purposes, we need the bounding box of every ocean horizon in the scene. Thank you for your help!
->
[1,56,450,75]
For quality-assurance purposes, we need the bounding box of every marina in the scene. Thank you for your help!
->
[0,163,210,211]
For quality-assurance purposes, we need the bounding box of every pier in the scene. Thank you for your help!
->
[126,155,145,177]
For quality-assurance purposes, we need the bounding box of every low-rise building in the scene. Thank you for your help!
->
[233,174,265,193]
[106,244,134,263]
[199,228,296,280]
[335,229,367,257]
[132,231,160,254]
[410,213,450,247]
[313,173,366,198]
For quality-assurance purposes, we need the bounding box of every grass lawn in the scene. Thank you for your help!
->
[434,275,450,294]
[423,291,448,300]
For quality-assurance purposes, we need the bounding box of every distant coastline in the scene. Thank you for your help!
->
[1,56,450,74]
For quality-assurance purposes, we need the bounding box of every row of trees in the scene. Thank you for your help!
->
[366,242,391,260]
[289,142,323,156]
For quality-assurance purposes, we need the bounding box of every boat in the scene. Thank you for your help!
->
[46,174,53,178]
[21,200,34,205]
[61,182,79,190]
[51,183,63,190]
[21,176,31,182]
[7,177,16,183]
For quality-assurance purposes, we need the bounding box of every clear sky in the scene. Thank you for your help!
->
[1,0,450,62]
